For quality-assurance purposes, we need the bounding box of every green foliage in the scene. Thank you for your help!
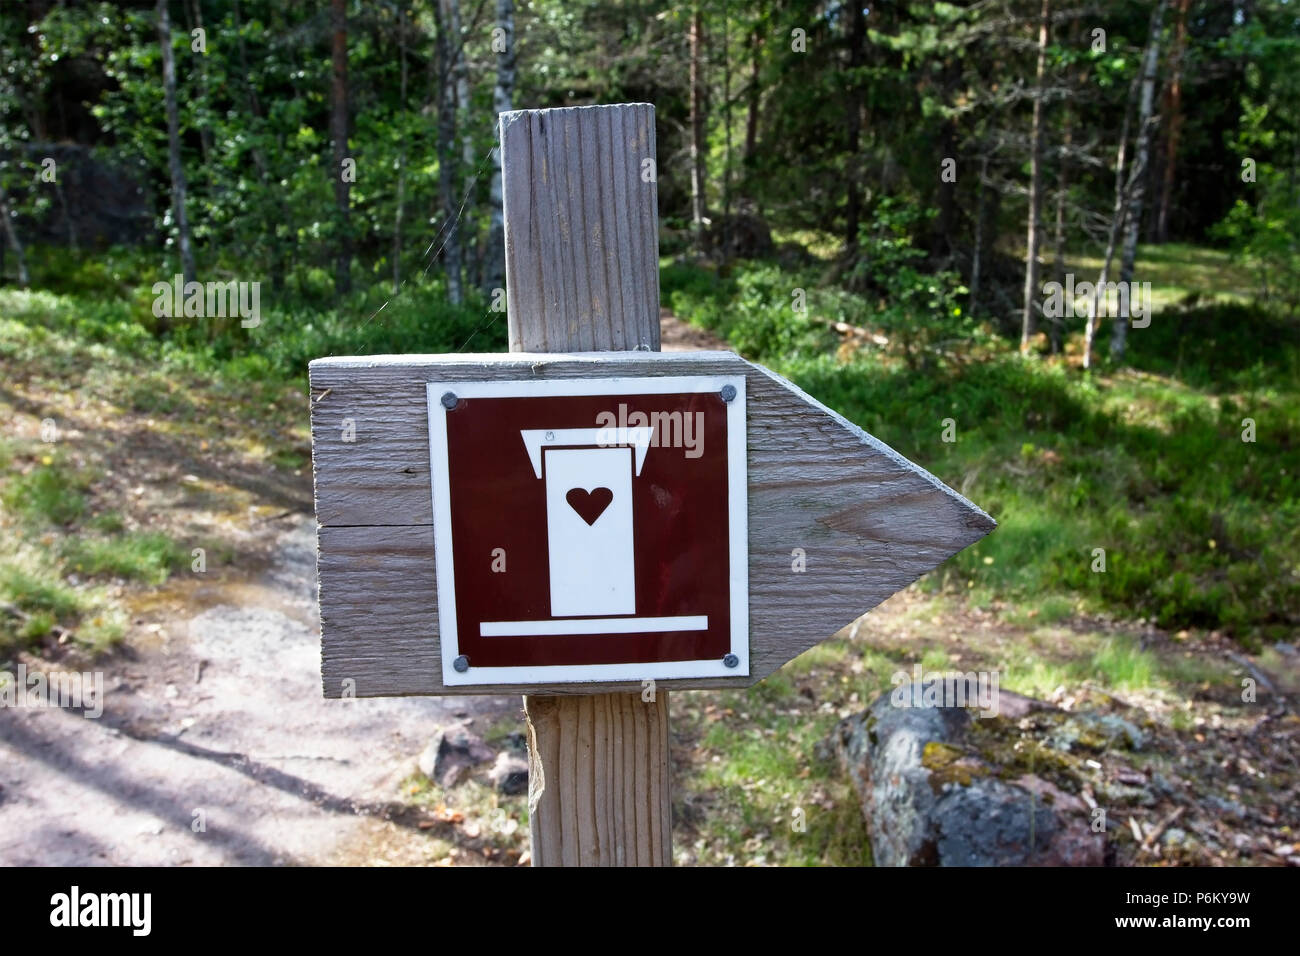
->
[1212,3,1300,315]
[670,259,1300,644]
[6,259,505,381]
[665,261,836,361]
[849,200,972,370]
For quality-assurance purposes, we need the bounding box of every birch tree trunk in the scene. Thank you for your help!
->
[434,0,463,305]
[1111,0,1167,363]
[0,185,30,288]
[970,152,990,313]
[330,0,352,296]
[158,0,196,295]
[483,0,515,298]
[1085,75,1139,370]
[392,5,408,295]
[844,0,866,254]
[689,8,706,252]
[1049,106,1072,354]
[1021,0,1051,355]
[450,0,476,287]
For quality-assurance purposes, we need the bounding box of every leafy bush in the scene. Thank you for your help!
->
[848,199,973,370]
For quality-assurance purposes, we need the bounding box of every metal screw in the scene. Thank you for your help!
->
[441,391,459,410]
[545,431,555,441]
[720,384,737,403]
[723,653,739,668]
[453,655,470,672]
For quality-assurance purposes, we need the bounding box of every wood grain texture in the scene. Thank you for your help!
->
[507,104,668,869]
[501,104,660,352]
[524,691,671,866]
[309,350,995,697]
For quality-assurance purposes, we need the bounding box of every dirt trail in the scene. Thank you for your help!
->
[0,314,722,867]
[0,517,517,865]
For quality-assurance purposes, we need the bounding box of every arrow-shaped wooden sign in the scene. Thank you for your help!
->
[309,349,994,697]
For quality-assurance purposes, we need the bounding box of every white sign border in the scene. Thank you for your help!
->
[427,374,749,687]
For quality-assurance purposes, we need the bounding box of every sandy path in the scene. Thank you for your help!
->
[0,517,517,865]
[0,314,723,867]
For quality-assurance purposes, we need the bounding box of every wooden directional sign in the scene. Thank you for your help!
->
[309,349,995,697]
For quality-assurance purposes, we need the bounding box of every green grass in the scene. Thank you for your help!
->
[61,531,189,586]
[0,554,127,657]
[1066,242,1259,310]
[676,682,871,866]
[1,458,90,525]
[1086,637,1156,690]
[0,562,86,619]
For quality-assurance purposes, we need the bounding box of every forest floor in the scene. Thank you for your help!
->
[0,307,1295,866]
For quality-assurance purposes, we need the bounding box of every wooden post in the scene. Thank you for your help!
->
[500,103,671,866]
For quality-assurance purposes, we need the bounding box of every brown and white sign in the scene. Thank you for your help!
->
[426,374,748,687]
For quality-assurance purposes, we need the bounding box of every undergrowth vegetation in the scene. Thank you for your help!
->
[664,248,1299,647]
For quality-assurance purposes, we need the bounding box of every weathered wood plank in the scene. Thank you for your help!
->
[504,103,669,868]
[524,691,671,866]
[310,350,994,698]
[500,104,660,352]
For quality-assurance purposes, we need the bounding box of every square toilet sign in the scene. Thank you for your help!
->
[426,374,748,687]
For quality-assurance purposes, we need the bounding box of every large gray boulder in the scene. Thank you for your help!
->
[835,683,1104,866]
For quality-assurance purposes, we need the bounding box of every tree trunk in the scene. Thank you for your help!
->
[744,23,761,167]
[186,0,214,164]
[1049,105,1072,354]
[435,0,463,305]
[452,0,473,172]
[450,0,476,287]
[0,185,30,288]
[484,0,514,298]
[844,0,867,254]
[1111,0,1167,364]
[1085,74,1139,370]
[1157,0,1189,242]
[157,0,196,296]
[970,152,990,313]
[1020,0,1051,355]
[932,120,956,260]
[330,0,352,297]
[721,4,732,257]
[392,5,409,295]
[235,0,290,293]
[689,8,707,252]
[55,178,78,252]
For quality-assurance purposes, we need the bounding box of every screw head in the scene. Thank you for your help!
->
[723,653,739,668]
[545,431,555,441]
[453,655,470,672]
[720,384,737,403]
[441,391,459,410]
